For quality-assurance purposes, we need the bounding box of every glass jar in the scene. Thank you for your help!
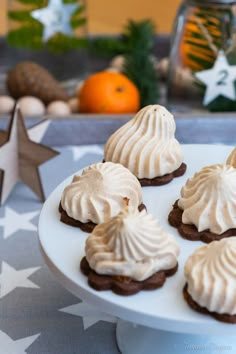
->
[168,0,236,111]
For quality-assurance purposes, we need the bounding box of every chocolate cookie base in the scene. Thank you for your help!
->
[183,284,236,324]
[103,160,187,186]
[138,163,187,187]
[168,200,236,244]
[59,202,146,233]
[80,256,178,296]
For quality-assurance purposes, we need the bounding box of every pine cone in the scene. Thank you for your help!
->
[7,61,68,104]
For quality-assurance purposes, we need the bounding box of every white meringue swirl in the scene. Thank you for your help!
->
[61,162,143,224]
[185,237,236,315]
[85,208,180,281]
[178,164,236,234]
[104,104,183,178]
[226,147,236,168]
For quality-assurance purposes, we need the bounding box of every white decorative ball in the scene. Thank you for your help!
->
[18,96,45,116]
[47,101,71,116]
[109,55,125,72]
[68,97,79,113]
[110,54,159,73]
[0,96,15,114]
[105,67,120,73]
[157,57,169,80]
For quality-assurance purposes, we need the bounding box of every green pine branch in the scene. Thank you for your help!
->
[122,19,155,53]
[207,93,236,112]
[124,53,159,107]
[89,37,126,56]
[16,0,46,5]
[46,33,88,53]
[8,26,43,49]
[90,19,155,56]
[70,5,87,29]
[184,39,215,51]
[63,0,78,3]
[71,17,87,29]
[8,10,33,22]
[121,20,159,106]
[71,4,86,16]
[89,19,159,107]
[7,0,87,53]
[188,53,214,68]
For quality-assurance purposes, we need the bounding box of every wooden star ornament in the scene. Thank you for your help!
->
[0,105,59,205]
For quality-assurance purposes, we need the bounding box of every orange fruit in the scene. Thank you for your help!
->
[79,71,140,114]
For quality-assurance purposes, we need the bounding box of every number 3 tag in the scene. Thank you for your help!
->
[195,50,236,106]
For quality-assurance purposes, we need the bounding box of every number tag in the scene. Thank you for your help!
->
[216,70,229,86]
[194,50,236,105]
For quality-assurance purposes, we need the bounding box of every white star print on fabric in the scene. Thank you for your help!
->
[0,330,40,354]
[195,51,236,105]
[60,301,117,330]
[31,0,77,41]
[0,262,40,299]
[0,207,39,239]
[71,145,104,161]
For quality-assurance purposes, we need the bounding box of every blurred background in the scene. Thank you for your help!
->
[1,0,236,115]
[0,0,180,35]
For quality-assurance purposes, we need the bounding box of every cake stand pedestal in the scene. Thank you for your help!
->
[116,320,235,354]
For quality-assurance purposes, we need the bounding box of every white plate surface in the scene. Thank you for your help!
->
[38,144,236,335]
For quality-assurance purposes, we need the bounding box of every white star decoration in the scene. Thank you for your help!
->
[60,301,117,330]
[71,145,104,161]
[0,207,39,239]
[31,0,78,41]
[0,262,40,299]
[0,330,40,354]
[195,50,236,105]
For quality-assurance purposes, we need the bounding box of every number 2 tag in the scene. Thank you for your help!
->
[195,50,236,106]
[216,69,229,86]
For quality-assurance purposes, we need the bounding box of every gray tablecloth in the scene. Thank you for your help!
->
[0,145,120,354]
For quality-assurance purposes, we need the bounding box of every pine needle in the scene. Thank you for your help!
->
[122,20,159,107]
[90,19,159,107]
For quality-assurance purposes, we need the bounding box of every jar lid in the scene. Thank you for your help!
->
[187,0,236,4]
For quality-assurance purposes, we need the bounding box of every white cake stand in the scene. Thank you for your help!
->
[38,145,236,354]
